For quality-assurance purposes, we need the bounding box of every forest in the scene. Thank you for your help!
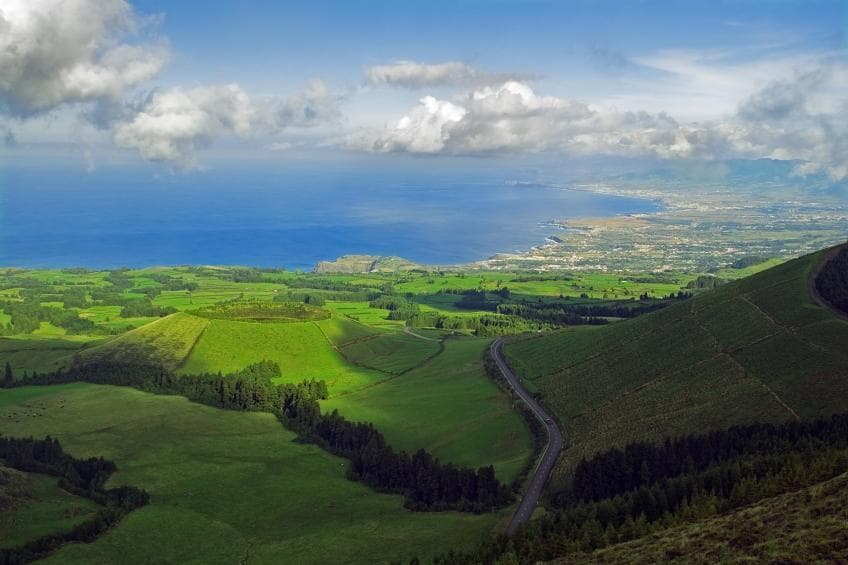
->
[815,244,848,315]
[433,414,848,563]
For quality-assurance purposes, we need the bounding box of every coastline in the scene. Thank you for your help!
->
[470,179,848,273]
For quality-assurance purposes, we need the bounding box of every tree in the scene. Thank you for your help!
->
[3,361,12,387]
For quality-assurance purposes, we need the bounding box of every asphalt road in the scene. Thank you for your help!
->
[490,337,564,534]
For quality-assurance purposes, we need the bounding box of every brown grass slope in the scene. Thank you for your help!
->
[504,245,848,489]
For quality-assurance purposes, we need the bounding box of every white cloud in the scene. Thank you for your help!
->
[357,80,703,158]
[605,49,822,121]
[369,96,465,153]
[366,61,480,88]
[0,0,167,117]
[267,141,292,152]
[113,80,340,165]
[352,61,848,180]
[734,63,848,180]
[364,60,530,89]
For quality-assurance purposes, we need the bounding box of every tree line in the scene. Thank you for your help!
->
[815,244,848,316]
[564,414,848,505]
[0,436,150,564]
[7,359,511,514]
[432,413,848,564]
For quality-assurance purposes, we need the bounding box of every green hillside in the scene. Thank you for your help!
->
[75,313,210,371]
[504,246,848,489]
[176,317,386,394]
[0,384,503,564]
[570,470,848,564]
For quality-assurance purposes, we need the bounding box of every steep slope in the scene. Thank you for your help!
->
[504,245,848,489]
[568,470,848,564]
[74,313,209,371]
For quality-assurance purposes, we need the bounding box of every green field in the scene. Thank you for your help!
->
[338,331,441,374]
[177,317,387,394]
[392,270,697,301]
[326,337,533,482]
[0,384,507,564]
[0,337,90,375]
[504,247,848,489]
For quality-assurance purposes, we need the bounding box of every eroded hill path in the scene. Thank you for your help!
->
[490,337,563,534]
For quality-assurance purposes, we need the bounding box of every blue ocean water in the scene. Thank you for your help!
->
[0,167,657,269]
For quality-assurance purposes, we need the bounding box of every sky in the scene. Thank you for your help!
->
[0,0,846,178]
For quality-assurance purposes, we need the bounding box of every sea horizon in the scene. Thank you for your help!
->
[0,166,658,270]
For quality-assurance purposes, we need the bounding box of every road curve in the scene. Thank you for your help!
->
[490,338,564,534]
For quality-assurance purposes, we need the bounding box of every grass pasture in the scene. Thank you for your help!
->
[0,384,505,564]
[338,332,441,374]
[323,300,403,331]
[504,248,848,489]
[178,318,386,394]
[325,337,533,483]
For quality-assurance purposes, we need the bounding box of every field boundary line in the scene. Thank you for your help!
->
[174,320,210,371]
[696,310,801,423]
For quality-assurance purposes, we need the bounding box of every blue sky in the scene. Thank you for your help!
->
[134,1,846,85]
[0,0,846,177]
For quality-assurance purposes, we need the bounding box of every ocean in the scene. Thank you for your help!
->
[0,165,657,270]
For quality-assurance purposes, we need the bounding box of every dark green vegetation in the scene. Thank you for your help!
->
[814,243,848,316]
[504,247,848,488]
[0,436,150,563]
[573,469,848,564]
[189,300,331,322]
[437,414,848,563]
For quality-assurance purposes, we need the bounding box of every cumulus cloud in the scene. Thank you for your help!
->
[370,96,466,153]
[0,0,167,117]
[352,60,848,180]
[356,81,709,159]
[0,0,342,167]
[113,80,341,165]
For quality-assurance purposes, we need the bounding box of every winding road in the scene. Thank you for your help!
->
[490,337,564,534]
